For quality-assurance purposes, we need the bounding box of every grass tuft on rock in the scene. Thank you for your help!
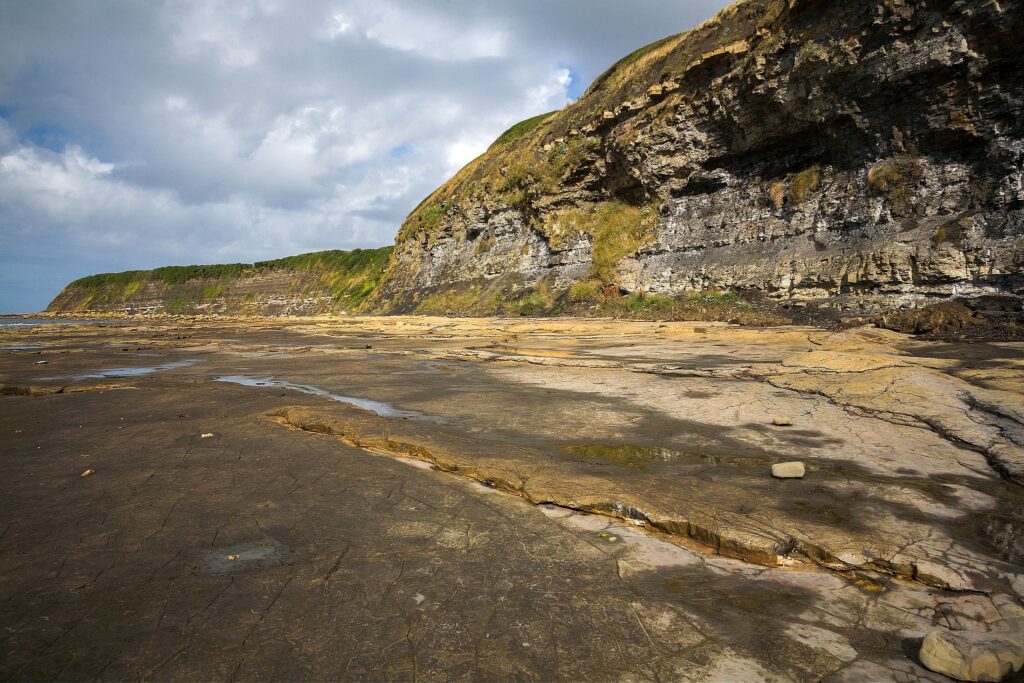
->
[790,165,821,204]
[867,157,923,213]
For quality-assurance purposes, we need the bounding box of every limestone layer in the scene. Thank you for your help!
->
[374,0,1024,315]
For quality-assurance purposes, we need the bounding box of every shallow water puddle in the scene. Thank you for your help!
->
[201,540,284,574]
[1,345,45,351]
[73,359,199,381]
[214,375,430,420]
[563,443,765,470]
[563,443,683,469]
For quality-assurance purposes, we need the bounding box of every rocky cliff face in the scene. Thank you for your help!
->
[372,0,1024,318]
[47,248,392,316]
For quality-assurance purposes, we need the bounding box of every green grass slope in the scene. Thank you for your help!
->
[48,247,394,315]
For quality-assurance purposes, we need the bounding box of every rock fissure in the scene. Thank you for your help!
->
[268,404,1005,593]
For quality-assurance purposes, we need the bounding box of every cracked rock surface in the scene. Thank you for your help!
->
[2,314,1023,680]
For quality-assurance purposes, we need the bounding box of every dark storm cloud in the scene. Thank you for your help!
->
[0,0,730,312]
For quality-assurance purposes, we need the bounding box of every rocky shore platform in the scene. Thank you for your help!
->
[2,315,1023,681]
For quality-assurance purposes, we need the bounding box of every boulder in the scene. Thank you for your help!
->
[919,627,1024,682]
[771,462,805,478]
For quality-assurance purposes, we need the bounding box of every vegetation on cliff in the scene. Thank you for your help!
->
[49,247,393,314]
[394,0,785,248]
[374,0,1023,330]
[379,0,802,311]
[48,0,1024,333]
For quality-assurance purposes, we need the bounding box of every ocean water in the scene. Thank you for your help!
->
[0,317,97,327]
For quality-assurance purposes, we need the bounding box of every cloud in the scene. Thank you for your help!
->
[341,0,510,61]
[0,0,730,311]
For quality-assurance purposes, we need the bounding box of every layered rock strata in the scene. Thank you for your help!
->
[373,0,1024,316]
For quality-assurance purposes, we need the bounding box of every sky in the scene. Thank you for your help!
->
[0,0,730,313]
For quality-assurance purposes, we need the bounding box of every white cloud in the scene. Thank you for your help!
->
[325,11,353,39]
[0,118,19,154]
[527,67,573,111]
[349,0,509,61]
[0,0,731,311]
[166,0,275,68]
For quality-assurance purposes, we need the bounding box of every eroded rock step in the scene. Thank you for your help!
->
[267,400,1023,600]
[266,400,1024,680]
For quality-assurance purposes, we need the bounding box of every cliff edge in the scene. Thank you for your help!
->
[47,0,1024,332]
[370,0,1023,322]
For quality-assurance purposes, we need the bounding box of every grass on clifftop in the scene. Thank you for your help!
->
[491,112,558,149]
[70,248,393,290]
[395,0,787,263]
[71,264,251,289]
[60,247,394,313]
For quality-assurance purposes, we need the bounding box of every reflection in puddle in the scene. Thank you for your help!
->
[564,444,682,469]
[1,345,45,351]
[975,506,1024,563]
[563,443,764,470]
[214,375,430,420]
[202,540,283,574]
[73,359,199,381]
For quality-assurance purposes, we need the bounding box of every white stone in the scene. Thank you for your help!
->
[771,461,805,478]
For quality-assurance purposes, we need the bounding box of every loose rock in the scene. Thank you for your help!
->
[771,462,805,479]
[919,627,1024,682]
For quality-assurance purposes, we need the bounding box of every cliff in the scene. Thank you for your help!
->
[47,248,393,316]
[370,0,1024,321]
[48,0,1024,330]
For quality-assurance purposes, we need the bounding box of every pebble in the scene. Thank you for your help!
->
[771,461,805,478]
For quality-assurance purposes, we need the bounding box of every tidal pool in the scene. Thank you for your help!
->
[563,443,767,470]
[214,375,429,420]
[201,540,284,575]
[73,359,200,381]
